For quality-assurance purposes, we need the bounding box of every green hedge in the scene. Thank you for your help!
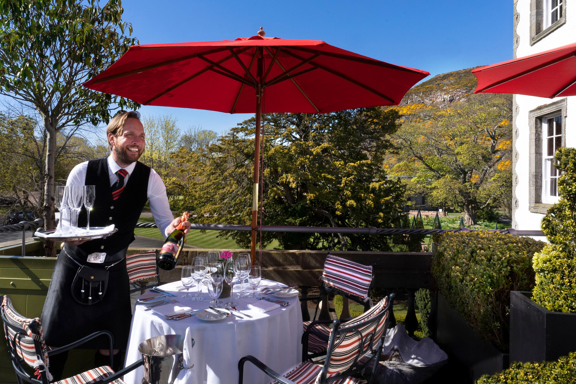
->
[533,147,576,313]
[476,352,576,383]
[432,231,545,351]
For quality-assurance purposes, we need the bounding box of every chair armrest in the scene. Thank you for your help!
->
[238,355,294,384]
[299,295,321,302]
[48,330,114,367]
[98,359,144,384]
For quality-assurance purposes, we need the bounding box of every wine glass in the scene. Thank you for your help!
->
[83,185,96,232]
[68,185,83,234]
[208,262,224,305]
[181,265,195,299]
[55,186,69,235]
[234,253,250,298]
[224,258,238,307]
[192,255,207,301]
[249,265,261,298]
[207,251,219,276]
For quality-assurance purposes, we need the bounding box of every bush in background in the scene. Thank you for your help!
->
[476,352,576,384]
[432,231,545,351]
[415,288,431,337]
[533,147,576,313]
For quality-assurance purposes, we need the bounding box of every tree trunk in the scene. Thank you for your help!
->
[463,204,477,227]
[42,117,57,258]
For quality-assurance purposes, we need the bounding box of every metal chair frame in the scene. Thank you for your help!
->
[239,294,394,384]
[1,295,143,384]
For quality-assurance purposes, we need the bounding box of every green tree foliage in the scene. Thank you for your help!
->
[139,115,181,177]
[387,93,512,225]
[0,0,138,255]
[180,127,219,153]
[533,147,576,313]
[171,108,417,251]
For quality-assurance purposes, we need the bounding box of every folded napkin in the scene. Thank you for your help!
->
[174,327,195,383]
[152,304,189,317]
[248,300,280,313]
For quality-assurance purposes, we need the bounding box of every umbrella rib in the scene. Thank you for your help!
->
[477,52,576,93]
[267,67,318,88]
[143,51,252,105]
[264,47,320,113]
[228,47,258,85]
[197,55,257,87]
[263,47,281,83]
[231,51,258,114]
[265,53,320,87]
[283,50,396,104]
[289,46,426,74]
[90,46,231,84]
[553,76,576,97]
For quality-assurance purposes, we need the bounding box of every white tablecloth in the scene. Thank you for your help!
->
[124,279,302,384]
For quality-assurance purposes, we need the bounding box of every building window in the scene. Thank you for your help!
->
[529,99,567,213]
[542,115,562,204]
[531,0,566,45]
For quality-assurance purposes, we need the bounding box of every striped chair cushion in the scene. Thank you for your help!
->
[325,297,389,376]
[270,361,365,384]
[320,255,372,301]
[54,365,125,384]
[1,296,49,370]
[302,321,331,354]
[126,251,158,283]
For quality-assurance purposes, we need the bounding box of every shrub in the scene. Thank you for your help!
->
[415,288,431,337]
[432,231,545,351]
[476,352,576,383]
[533,147,576,313]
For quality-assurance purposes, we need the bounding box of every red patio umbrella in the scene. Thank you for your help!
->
[472,41,576,98]
[84,28,429,263]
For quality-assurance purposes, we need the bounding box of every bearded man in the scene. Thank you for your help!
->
[41,111,190,378]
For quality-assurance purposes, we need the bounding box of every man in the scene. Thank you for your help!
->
[41,111,190,377]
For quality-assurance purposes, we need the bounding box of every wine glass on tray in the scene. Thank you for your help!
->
[55,186,69,235]
[83,185,96,232]
[68,185,84,234]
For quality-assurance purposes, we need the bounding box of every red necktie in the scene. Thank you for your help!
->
[112,169,128,200]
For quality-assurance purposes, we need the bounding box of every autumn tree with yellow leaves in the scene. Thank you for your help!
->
[387,93,512,226]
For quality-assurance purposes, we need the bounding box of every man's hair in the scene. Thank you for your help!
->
[107,111,141,149]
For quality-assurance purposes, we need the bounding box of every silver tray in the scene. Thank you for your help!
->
[34,227,117,242]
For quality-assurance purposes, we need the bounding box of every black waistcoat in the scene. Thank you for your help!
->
[77,158,150,256]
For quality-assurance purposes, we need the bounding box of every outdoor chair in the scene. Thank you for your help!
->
[0,295,143,384]
[126,250,160,295]
[238,294,393,384]
[301,254,375,361]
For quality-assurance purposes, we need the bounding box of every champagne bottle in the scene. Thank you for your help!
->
[157,212,189,271]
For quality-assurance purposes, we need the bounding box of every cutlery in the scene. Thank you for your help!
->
[151,286,177,297]
[138,294,168,302]
[209,306,231,317]
[258,297,290,307]
[166,311,197,320]
[231,306,253,318]
[144,298,171,310]
[263,286,295,295]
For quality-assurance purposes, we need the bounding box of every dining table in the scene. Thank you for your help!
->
[123,278,303,384]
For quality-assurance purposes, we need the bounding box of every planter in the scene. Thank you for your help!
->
[510,291,576,363]
[436,293,509,383]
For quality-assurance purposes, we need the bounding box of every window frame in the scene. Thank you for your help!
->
[530,0,566,45]
[529,99,567,213]
[541,114,562,204]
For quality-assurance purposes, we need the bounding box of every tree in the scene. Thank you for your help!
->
[171,108,415,251]
[0,0,138,255]
[387,93,512,225]
[139,115,181,177]
[180,127,218,153]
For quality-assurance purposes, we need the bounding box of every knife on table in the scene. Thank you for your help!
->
[151,286,177,297]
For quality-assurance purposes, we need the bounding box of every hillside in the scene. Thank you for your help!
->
[399,67,481,108]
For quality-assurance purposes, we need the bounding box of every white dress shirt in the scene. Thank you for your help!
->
[66,155,174,237]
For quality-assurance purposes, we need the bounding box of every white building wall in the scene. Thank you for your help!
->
[512,0,576,231]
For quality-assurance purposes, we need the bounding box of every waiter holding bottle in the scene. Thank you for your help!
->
[41,111,191,379]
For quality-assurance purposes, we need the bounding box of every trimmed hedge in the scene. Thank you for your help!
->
[476,352,576,383]
[432,231,545,352]
[533,147,576,313]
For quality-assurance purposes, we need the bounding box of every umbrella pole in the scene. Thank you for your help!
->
[250,86,262,265]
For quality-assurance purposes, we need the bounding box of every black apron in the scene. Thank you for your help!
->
[42,244,132,349]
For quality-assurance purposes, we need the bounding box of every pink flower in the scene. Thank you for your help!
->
[220,250,233,260]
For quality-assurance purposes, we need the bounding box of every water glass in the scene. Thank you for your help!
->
[224,258,238,307]
[181,265,195,299]
[68,185,84,234]
[55,186,69,235]
[249,265,261,298]
[234,253,250,298]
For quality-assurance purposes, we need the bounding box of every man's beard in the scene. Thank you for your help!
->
[114,145,144,165]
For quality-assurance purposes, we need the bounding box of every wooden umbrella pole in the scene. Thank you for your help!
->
[250,48,264,265]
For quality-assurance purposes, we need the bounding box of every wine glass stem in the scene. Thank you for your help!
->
[86,209,90,231]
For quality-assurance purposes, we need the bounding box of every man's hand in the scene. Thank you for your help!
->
[166,216,191,235]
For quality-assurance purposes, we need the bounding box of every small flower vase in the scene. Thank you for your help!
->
[220,283,232,299]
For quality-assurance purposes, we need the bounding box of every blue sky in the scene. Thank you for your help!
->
[114,0,514,136]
